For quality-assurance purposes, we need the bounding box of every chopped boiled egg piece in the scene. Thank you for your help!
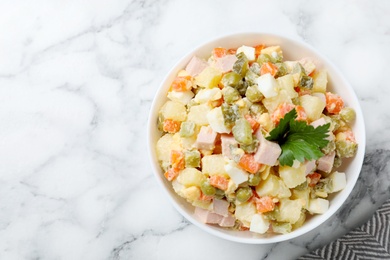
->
[308,198,329,214]
[206,106,231,133]
[250,214,270,234]
[167,90,195,105]
[255,74,279,98]
[224,160,249,185]
[194,88,222,103]
[236,45,256,61]
[329,171,347,193]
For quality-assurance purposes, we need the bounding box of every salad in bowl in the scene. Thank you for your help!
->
[147,33,365,243]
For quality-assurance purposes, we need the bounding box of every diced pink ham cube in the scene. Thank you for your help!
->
[311,118,327,128]
[214,55,238,73]
[254,130,282,166]
[195,207,223,224]
[317,151,336,173]
[185,56,208,77]
[196,126,217,150]
[311,118,333,141]
[304,160,316,175]
[221,134,238,160]
[213,199,229,217]
[219,213,236,227]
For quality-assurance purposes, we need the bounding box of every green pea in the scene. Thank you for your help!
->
[245,69,259,85]
[240,136,259,154]
[185,150,201,168]
[200,180,216,196]
[299,75,314,89]
[248,173,261,186]
[214,188,225,199]
[236,187,253,203]
[221,72,241,87]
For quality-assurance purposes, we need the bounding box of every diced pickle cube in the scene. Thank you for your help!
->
[185,149,201,168]
[179,121,196,137]
[232,118,253,145]
[245,86,263,103]
[233,52,249,77]
[222,86,241,104]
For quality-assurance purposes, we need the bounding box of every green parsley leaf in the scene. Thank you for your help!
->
[266,108,330,166]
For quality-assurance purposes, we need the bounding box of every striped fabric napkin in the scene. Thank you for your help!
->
[299,199,390,259]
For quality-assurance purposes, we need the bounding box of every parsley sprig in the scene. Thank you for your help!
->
[266,109,330,166]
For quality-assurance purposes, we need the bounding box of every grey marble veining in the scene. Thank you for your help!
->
[0,0,389,259]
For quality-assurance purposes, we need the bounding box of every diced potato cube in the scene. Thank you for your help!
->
[202,155,227,176]
[255,174,291,198]
[195,66,222,88]
[276,74,298,99]
[291,189,310,209]
[299,94,326,121]
[167,90,195,105]
[156,134,181,162]
[161,101,187,121]
[328,171,346,193]
[207,106,231,133]
[250,214,270,234]
[187,104,212,125]
[235,201,257,227]
[255,74,279,98]
[291,212,306,230]
[262,89,293,114]
[308,198,329,214]
[257,113,273,132]
[237,45,256,61]
[298,58,316,75]
[276,199,303,224]
[177,168,206,187]
[279,165,306,188]
[260,46,282,57]
[181,186,201,201]
[224,160,249,185]
[192,199,212,210]
[312,69,328,93]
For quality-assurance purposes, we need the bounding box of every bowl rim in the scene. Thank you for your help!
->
[147,32,366,244]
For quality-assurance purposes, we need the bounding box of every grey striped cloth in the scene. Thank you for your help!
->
[299,199,390,259]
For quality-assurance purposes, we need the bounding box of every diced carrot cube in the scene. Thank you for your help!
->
[244,114,260,132]
[171,150,185,171]
[307,172,322,187]
[260,62,278,77]
[171,76,191,92]
[238,154,262,174]
[199,192,213,201]
[344,130,356,142]
[295,105,308,122]
[325,92,344,114]
[162,119,181,133]
[227,48,237,55]
[254,44,265,58]
[254,196,275,213]
[209,175,229,191]
[164,168,179,181]
[271,103,295,125]
[212,47,227,58]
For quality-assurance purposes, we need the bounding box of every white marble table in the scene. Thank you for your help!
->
[0,0,389,259]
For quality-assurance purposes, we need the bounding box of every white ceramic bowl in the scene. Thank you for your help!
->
[147,33,366,244]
